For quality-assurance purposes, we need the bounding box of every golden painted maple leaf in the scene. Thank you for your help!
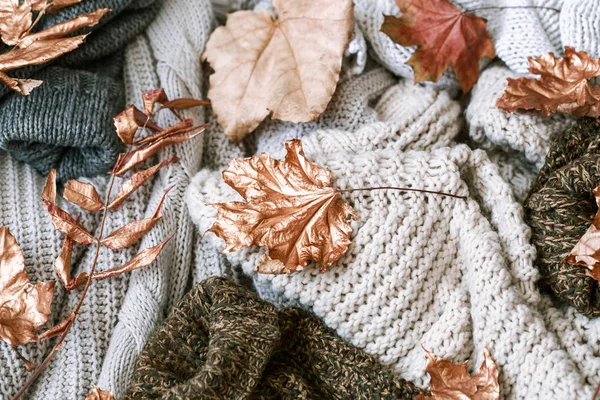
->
[381,0,495,93]
[497,47,600,117]
[208,139,356,274]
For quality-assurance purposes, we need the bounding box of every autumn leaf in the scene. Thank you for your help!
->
[101,186,172,249]
[133,118,194,146]
[564,185,600,281]
[497,47,600,117]
[202,0,354,142]
[63,180,104,212]
[142,88,169,115]
[208,139,356,274]
[0,0,33,46]
[158,98,211,112]
[42,169,96,244]
[415,347,499,400]
[85,385,115,400]
[0,227,55,347]
[55,234,89,290]
[113,105,162,145]
[381,0,495,93]
[108,157,177,210]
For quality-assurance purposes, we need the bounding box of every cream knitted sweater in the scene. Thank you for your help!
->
[186,1,600,399]
[0,0,211,398]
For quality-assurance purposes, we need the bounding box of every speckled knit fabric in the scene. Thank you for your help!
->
[126,277,423,400]
[0,0,161,181]
[0,0,211,397]
[525,118,600,318]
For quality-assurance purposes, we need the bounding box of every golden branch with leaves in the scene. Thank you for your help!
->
[0,88,207,399]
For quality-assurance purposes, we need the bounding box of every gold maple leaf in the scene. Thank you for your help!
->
[0,0,109,95]
[208,139,356,274]
[202,0,354,142]
[497,47,600,117]
[0,227,55,347]
[415,347,499,400]
[381,0,495,93]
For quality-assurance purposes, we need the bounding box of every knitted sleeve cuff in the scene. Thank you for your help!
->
[0,65,124,181]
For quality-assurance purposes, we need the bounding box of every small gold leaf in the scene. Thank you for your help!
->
[142,88,169,115]
[158,98,211,111]
[113,127,205,176]
[63,180,104,212]
[92,234,173,281]
[55,234,74,288]
[46,203,96,244]
[42,168,57,205]
[0,227,56,347]
[30,0,48,11]
[113,105,162,145]
[133,118,194,146]
[0,0,33,46]
[18,9,109,49]
[85,385,115,400]
[0,35,87,71]
[101,187,172,249]
[0,71,42,95]
[37,313,75,341]
[108,157,177,210]
[48,0,83,12]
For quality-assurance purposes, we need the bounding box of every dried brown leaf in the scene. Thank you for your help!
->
[55,234,74,288]
[37,313,75,341]
[108,157,177,210]
[133,118,194,146]
[381,0,495,93]
[18,9,109,48]
[63,180,104,212]
[48,0,83,12]
[113,126,205,176]
[0,0,32,46]
[564,185,600,280]
[208,139,356,274]
[92,234,173,281]
[202,0,354,142]
[101,187,172,249]
[42,171,96,244]
[0,71,42,95]
[415,347,499,400]
[113,105,162,145]
[85,385,115,400]
[0,227,55,347]
[497,47,600,117]
[30,0,48,11]
[158,98,211,112]
[142,88,169,115]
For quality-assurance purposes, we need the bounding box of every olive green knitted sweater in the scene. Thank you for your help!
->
[126,277,423,400]
[526,118,600,317]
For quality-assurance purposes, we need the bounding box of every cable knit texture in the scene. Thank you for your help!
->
[125,277,423,400]
[525,118,600,318]
[0,0,161,181]
[0,0,210,398]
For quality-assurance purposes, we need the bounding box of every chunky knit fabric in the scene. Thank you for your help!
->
[525,119,600,318]
[0,0,211,398]
[126,277,423,400]
[0,0,161,180]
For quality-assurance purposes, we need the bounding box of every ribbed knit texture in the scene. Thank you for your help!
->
[525,118,600,318]
[0,0,211,398]
[126,277,424,400]
[0,0,161,181]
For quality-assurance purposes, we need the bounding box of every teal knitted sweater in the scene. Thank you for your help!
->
[0,0,161,180]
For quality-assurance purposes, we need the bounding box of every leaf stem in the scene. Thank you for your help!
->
[593,381,600,400]
[11,173,117,400]
[12,347,35,371]
[464,5,560,13]
[338,186,466,200]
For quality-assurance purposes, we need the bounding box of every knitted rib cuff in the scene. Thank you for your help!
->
[0,64,124,181]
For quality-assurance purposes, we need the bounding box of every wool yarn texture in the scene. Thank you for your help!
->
[0,0,161,181]
[525,118,600,318]
[125,277,423,400]
[188,65,600,399]
[0,0,211,397]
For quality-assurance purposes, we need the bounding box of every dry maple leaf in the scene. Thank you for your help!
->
[0,1,108,95]
[202,0,354,142]
[415,347,499,400]
[208,139,356,274]
[0,227,55,347]
[497,47,600,117]
[85,385,115,400]
[381,0,495,93]
[564,185,600,281]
